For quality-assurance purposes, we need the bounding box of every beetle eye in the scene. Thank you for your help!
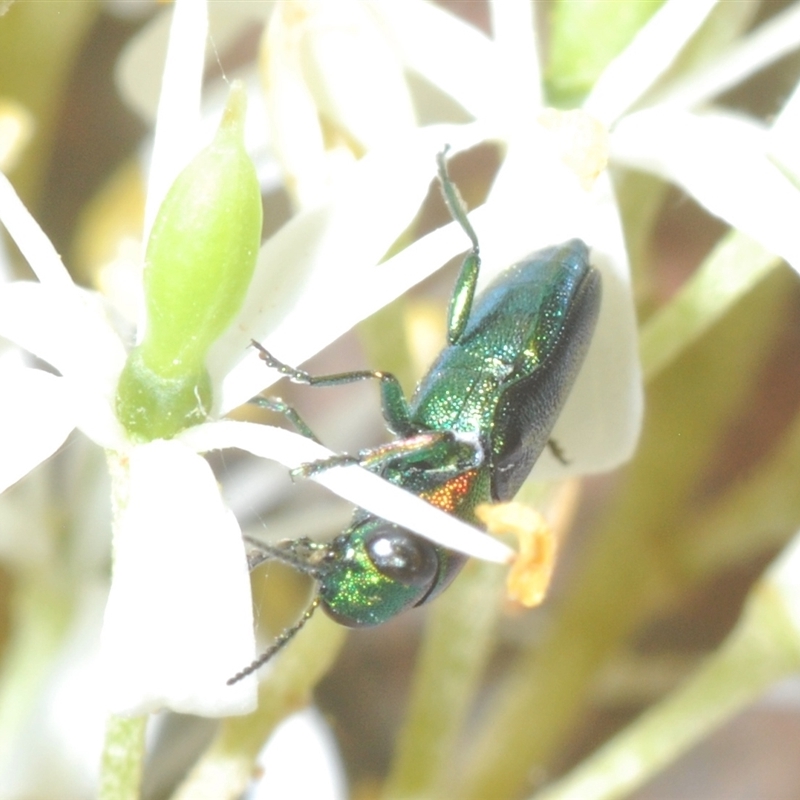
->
[365,527,439,591]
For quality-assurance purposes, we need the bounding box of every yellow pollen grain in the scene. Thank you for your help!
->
[476,502,556,607]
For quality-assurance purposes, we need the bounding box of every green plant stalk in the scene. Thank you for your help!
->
[382,559,506,800]
[171,612,346,800]
[98,715,147,800]
[642,0,760,105]
[456,272,789,800]
[545,0,664,107]
[530,577,800,800]
[0,577,73,772]
[639,230,781,382]
[680,404,800,581]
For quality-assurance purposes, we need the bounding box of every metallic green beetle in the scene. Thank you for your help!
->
[228,149,601,684]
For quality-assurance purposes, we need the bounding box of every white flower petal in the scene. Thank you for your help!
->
[376,0,503,120]
[213,122,493,411]
[611,108,800,270]
[101,440,257,716]
[300,0,417,152]
[0,171,73,289]
[0,282,126,448]
[489,0,542,117]
[261,7,329,210]
[481,127,601,268]
[144,0,207,237]
[180,420,515,564]
[248,708,346,800]
[766,529,800,640]
[651,2,800,112]
[584,0,718,126]
[116,1,268,124]
[0,368,77,494]
[0,282,126,384]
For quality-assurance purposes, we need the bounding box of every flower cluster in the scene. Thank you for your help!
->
[2,2,800,798]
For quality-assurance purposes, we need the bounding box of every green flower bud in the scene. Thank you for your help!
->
[116,82,262,441]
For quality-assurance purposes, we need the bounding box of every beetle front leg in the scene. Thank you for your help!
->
[294,431,484,491]
[248,395,323,443]
[251,340,414,436]
[292,434,452,481]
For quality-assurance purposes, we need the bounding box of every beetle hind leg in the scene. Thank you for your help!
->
[547,438,570,465]
[436,147,482,346]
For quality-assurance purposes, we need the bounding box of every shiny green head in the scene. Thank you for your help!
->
[317,516,457,627]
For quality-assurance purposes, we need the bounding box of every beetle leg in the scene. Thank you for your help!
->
[293,431,482,485]
[248,395,323,443]
[251,339,414,436]
[242,534,330,575]
[291,453,360,480]
[436,147,481,346]
[357,432,480,472]
[547,438,570,465]
[291,435,445,481]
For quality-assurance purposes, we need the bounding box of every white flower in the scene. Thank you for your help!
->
[602,1,800,271]
[0,1,509,719]
[372,0,800,476]
[245,708,347,800]
[4,0,799,727]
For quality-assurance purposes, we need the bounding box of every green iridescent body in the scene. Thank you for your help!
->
[229,152,601,684]
[317,239,599,627]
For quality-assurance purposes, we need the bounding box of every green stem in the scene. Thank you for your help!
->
[679,407,800,581]
[456,272,788,800]
[99,715,148,800]
[0,578,73,772]
[382,559,505,800]
[639,230,780,382]
[530,580,800,800]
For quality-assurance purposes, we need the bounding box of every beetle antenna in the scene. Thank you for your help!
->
[227,596,321,685]
[227,536,328,684]
[436,145,479,252]
[243,534,326,577]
